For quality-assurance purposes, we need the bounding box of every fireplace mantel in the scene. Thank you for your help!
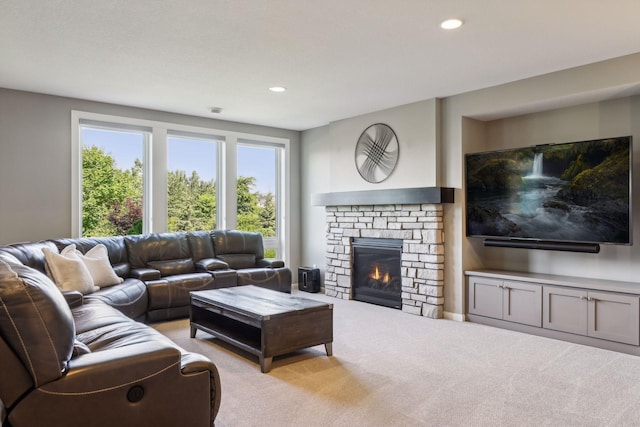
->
[312,187,454,206]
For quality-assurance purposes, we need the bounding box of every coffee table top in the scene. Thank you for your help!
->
[191,285,332,319]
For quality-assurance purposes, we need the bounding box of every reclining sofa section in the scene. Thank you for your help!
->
[0,254,220,427]
[0,229,292,322]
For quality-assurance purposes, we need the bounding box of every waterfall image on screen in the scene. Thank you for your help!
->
[465,136,632,245]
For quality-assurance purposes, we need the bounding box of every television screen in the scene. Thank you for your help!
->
[465,136,632,245]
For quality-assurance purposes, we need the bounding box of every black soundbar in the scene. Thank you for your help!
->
[483,239,600,253]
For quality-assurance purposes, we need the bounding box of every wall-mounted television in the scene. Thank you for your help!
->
[465,136,632,248]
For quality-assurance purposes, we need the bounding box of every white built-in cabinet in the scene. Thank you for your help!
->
[466,270,640,354]
[468,276,541,327]
[543,286,639,345]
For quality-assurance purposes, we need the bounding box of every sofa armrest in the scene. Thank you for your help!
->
[181,352,222,421]
[130,267,162,281]
[255,259,285,268]
[44,342,180,393]
[11,342,219,427]
[195,258,229,272]
[62,290,84,308]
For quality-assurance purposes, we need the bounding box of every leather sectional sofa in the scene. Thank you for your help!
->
[0,229,292,321]
[0,229,292,426]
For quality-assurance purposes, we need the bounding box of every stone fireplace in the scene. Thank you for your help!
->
[312,187,454,319]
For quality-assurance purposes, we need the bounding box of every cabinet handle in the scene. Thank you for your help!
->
[580,295,587,300]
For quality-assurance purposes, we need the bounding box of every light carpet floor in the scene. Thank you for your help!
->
[153,290,640,427]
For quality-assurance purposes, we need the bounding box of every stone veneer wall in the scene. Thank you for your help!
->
[324,204,444,318]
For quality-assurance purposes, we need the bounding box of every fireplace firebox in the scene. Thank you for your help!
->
[351,238,402,309]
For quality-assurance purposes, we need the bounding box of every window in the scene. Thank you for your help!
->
[79,123,148,237]
[237,141,283,259]
[72,111,290,263]
[167,134,220,232]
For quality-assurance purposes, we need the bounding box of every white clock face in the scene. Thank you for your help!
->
[355,123,399,183]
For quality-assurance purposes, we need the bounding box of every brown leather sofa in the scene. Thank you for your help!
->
[0,230,292,322]
[0,260,221,427]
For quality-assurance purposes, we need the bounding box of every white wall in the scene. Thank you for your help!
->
[300,125,331,276]
[327,99,439,190]
[300,99,441,277]
[0,88,302,272]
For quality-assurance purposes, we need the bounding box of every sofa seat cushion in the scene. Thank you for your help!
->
[147,273,214,311]
[83,278,148,320]
[73,301,178,352]
[210,269,238,289]
[236,268,292,293]
[195,258,229,272]
[0,261,75,387]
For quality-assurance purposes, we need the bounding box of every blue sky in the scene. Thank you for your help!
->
[82,128,276,194]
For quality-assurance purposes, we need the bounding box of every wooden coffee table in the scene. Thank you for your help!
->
[190,285,333,373]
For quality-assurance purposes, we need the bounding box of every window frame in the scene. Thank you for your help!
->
[236,139,286,259]
[74,117,153,236]
[166,130,223,233]
[71,111,291,264]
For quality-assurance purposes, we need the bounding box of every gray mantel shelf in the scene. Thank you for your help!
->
[311,187,455,206]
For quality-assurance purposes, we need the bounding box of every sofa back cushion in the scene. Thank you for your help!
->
[212,230,264,260]
[0,334,34,412]
[51,236,131,278]
[0,261,75,387]
[125,233,194,276]
[0,241,59,274]
[187,231,216,261]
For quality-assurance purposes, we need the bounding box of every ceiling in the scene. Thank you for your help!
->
[2,0,640,131]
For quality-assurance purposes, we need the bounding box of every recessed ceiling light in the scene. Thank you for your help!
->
[209,107,223,114]
[269,86,287,93]
[440,18,463,30]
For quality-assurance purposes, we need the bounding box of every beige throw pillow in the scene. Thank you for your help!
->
[76,244,124,288]
[42,246,98,294]
[0,261,19,280]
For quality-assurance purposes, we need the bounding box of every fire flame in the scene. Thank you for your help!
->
[370,265,390,283]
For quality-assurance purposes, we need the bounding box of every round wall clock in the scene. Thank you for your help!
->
[354,123,399,183]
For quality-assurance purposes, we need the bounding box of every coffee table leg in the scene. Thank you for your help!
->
[260,356,273,373]
[190,325,197,338]
[325,342,333,356]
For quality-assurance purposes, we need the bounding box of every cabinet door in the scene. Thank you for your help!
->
[468,276,503,319]
[587,291,640,346]
[503,281,542,327]
[543,286,587,335]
